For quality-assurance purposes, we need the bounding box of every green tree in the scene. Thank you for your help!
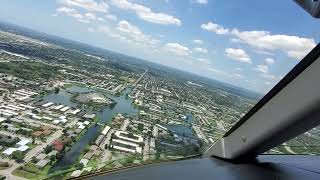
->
[139,142,145,147]
[12,151,24,163]
[44,145,53,154]
[137,123,144,131]
[50,155,56,162]
[32,109,39,114]
[110,133,116,141]
[54,87,60,94]
[75,163,84,170]
[56,152,64,160]
[31,156,37,163]
[128,133,134,139]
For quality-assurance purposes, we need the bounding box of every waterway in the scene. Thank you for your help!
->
[186,113,195,123]
[47,86,193,171]
[48,86,138,171]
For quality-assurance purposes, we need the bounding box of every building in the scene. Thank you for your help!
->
[36,159,50,169]
[101,125,110,135]
[54,105,64,110]
[110,131,144,154]
[114,131,143,144]
[42,102,54,108]
[71,109,81,115]
[0,117,7,123]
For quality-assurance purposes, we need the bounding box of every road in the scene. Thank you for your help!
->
[99,129,114,149]
[24,129,63,162]
[23,119,77,162]
[97,150,112,170]
[0,158,26,180]
[0,118,77,178]
[133,70,148,87]
[283,143,297,154]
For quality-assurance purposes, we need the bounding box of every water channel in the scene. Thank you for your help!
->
[46,86,138,171]
[44,86,193,171]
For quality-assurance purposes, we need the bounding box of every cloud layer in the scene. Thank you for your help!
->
[225,48,251,63]
[165,43,191,56]
[201,22,229,35]
[202,21,316,59]
[110,0,181,26]
[231,29,316,59]
[60,0,108,12]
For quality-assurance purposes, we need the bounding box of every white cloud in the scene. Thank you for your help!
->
[95,21,160,47]
[58,0,117,23]
[194,47,208,54]
[56,6,76,14]
[193,39,203,44]
[231,29,316,59]
[225,48,251,63]
[253,49,274,56]
[97,26,127,40]
[87,27,95,32]
[195,0,208,4]
[117,20,141,34]
[201,22,229,35]
[265,58,275,64]
[245,79,256,84]
[165,43,191,56]
[105,14,117,21]
[110,0,181,26]
[55,7,97,23]
[60,0,108,12]
[84,12,97,20]
[261,73,276,80]
[230,38,241,43]
[232,73,244,79]
[196,58,210,64]
[206,67,225,75]
[97,17,105,21]
[265,82,271,85]
[96,26,110,33]
[201,21,316,59]
[254,64,269,73]
[235,67,242,71]
[116,20,159,45]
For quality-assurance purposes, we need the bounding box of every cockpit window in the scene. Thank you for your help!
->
[0,0,318,179]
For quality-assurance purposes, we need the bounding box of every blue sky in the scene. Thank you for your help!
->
[0,0,319,93]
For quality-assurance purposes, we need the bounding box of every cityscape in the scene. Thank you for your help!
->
[0,21,319,180]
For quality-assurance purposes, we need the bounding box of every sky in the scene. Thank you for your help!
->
[0,0,319,94]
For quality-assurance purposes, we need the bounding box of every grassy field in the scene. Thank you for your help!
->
[12,163,52,180]
[0,61,60,80]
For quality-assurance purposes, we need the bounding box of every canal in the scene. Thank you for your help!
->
[46,86,138,171]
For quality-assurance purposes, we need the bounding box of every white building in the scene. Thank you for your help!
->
[111,139,142,154]
[101,125,110,135]
[114,131,143,144]
[17,139,30,146]
[2,148,16,156]
[71,109,81,115]
[54,105,64,110]
[42,102,54,108]
[60,106,70,112]
[111,131,144,154]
